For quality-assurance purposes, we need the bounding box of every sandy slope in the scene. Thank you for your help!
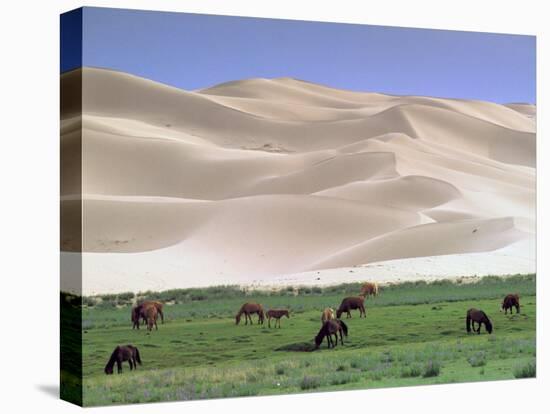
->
[60,67,536,294]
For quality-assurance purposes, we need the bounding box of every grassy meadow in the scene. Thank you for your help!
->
[76,274,536,406]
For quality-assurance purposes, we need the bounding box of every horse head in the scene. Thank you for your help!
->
[314,334,323,349]
[235,314,241,325]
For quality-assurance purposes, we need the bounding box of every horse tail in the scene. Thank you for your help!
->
[155,303,164,323]
[466,311,471,332]
[134,347,142,365]
[339,319,348,336]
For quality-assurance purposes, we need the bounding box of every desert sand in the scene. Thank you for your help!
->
[60,68,536,295]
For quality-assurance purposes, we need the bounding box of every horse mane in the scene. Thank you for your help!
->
[466,309,472,332]
[104,347,119,372]
[315,323,328,346]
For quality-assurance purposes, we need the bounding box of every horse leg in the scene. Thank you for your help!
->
[129,359,133,370]
[117,360,122,374]
[268,317,271,328]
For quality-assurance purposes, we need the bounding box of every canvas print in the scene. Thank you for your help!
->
[60,7,536,407]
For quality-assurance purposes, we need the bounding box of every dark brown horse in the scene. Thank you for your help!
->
[360,282,379,298]
[466,308,493,334]
[266,309,289,328]
[104,345,141,374]
[314,319,348,349]
[501,294,520,314]
[131,301,164,329]
[235,303,265,325]
[336,296,366,318]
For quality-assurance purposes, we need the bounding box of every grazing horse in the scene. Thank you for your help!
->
[131,301,164,329]
[314,319,348,349]
[321,307,335,325]
[360,282,379,298]
[266,309,289,328]
[104,345,141,374]
[143,304,159,331]
[466,308,493,334]
[501,294,520,314]
[235,303,265,325]
[336,296,366,318]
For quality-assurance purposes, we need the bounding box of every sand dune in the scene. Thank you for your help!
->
[60,67,535,294]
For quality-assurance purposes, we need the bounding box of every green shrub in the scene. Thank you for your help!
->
[401,364,422,378]
[513,360,536,378]
[330,373,353,385]
[423,360,441,377]
[468,351,487,367]
[275,366,286,375]
[300,376,321,390]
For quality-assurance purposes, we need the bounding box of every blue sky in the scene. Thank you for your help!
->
[61,7,536,103]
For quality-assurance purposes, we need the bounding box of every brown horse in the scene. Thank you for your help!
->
[131,301,164,329]
[321,307,335,325]
[466,308,493,334]
[143,303,159,331]
[236,303,265,325]
[104,345,141,374]
[336,296,366,318]
[360,282,379,298]
[266,309,289,328]
[501,294,520,314]
[314,319,348,349]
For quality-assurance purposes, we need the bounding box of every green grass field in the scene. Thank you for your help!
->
[75,274,536,406]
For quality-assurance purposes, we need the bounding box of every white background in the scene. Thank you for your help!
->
[0,0,547,412]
